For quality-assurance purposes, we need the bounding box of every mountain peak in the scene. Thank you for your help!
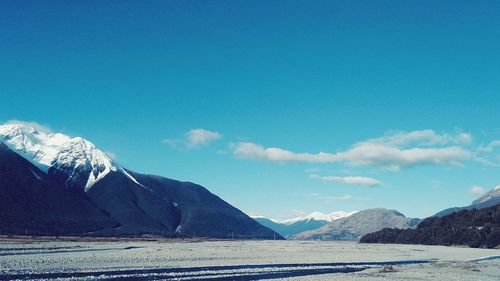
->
[471,185,500,205]
[279,210,357,225]
[0,121,117,191]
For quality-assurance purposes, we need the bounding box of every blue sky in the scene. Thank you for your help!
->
[1,1,500,219]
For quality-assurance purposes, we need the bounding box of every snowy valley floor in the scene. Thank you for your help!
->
[0,238,499,280]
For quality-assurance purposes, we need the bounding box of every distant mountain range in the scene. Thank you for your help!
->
[434,186,500,217]
[360,203,500,249]
[291,208,420,241]
[0,122,282,239]
[252,211,356,238]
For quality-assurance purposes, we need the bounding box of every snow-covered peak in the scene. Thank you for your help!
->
[0,122,117,191]
[250,215,268,219]
[279,210,357,225]
[472,185,500,205]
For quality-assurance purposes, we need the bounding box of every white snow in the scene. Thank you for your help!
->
[472,185,500,205]
[120,168,148,190]
[279,211,357,225]
[29,168,43,180]
[250,215,268,219]
[0,122,118,191]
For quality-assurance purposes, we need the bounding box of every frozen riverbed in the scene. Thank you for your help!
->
[0,238,498,280]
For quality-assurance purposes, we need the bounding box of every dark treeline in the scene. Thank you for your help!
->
[360,204,500,249]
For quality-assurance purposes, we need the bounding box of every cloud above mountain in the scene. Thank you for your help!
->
[164,128,222,149]
[232,130,472,170]
[6,120,52,134]
[309,174,382,187]
[186,129,222,147]
[469,185,486,196]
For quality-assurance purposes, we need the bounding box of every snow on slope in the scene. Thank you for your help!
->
[0,122,118,191]
[472,185,500,205]
[278,211,357,225]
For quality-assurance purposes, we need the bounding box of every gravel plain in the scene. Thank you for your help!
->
[0,238,498,280]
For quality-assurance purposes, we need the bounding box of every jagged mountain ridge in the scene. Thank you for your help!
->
[252,211,356,238]
[0,122,282,239]
[0,122,117,191]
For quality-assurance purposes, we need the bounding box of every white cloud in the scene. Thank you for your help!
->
[307,192,369,202]
[477,140,500,152]
[327,194,360,201]
[310,174,382,187]
[164,128,222,149]
[431,180,441,189]
[186,129,222,148]
[6,120,52,134]
[232,130,472,170]
[469,185,486,196]
[367,130,472,147]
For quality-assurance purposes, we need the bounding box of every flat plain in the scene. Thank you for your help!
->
[0,238,499,280]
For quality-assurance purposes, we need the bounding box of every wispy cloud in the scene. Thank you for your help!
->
[368,130,472,147]
[309,174,382,187]
[469,185,486,196]
[307,193,369,202]
[477,140,500,152]
[232,130,472,170]
[186,129,222,148]
[5,120,52,134]
[431,180,441,189]
[164,128,222,149]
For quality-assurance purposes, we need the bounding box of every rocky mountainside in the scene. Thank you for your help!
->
[0,122,282,239]
[360,203,500,248]
[252,211,356,238]
[0,142,117,235]
[435,186,500,217]
[291,208,420,241]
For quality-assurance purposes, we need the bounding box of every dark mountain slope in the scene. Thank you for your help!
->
[0,122,283,240]
[360,204,500,248]
[131,173,282,239]
[253,217,328,238]
[86,171,181,236]
[0,143,117,236]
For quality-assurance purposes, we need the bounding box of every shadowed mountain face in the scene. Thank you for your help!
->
[120,172,283,239]
[252,211,357,238]
[291,208,420,241]
[253,217,328,238]
[0,143,118,235]
[360,204,500,249]
[0,123,282,239]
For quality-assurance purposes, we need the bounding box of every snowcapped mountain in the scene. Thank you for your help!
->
[0,121,282,239]
[0,122,118,191]
[434,185,500,217]
[278,211,356,225]
[252,211,356,238]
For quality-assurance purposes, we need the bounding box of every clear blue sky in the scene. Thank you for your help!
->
[1,1,500,219]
